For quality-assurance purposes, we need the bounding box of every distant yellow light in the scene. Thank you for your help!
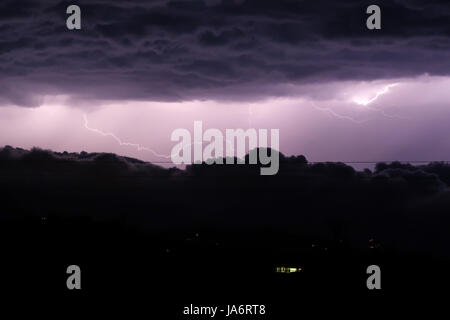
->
[276,267,302,273]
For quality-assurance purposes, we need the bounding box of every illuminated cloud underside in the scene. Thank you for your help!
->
[1,76,450,165]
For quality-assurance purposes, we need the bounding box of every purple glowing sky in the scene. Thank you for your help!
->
[1,0,450,166]
[1,75,450,166]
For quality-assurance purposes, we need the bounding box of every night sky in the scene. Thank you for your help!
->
[1,0,450,164]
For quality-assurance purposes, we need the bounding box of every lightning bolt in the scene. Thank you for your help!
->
[248,105,253,127]
[361,104,409,120]
[83,114,237,161]
[83,114,172,159]
[352,83,408,120]
[311,83,407,122]
[353,83,399,106]
[310,102,367,124]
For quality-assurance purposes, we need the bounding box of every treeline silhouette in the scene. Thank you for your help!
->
[1,145,449,255]
[0,145,448,313]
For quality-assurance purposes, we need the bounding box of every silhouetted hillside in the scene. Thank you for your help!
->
[1,145,450,314]
[1,145,450,258]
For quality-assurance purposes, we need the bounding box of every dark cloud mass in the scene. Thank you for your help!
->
[0,0,450,106]
[2,145,450,258]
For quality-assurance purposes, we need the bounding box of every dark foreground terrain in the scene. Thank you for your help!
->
[1,146,449,317]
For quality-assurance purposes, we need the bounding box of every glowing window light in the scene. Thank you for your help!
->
[276,267,302,273]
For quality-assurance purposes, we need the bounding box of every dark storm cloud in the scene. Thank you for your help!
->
[1,0,450,106]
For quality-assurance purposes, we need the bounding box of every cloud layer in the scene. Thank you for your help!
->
[1,0,450,106]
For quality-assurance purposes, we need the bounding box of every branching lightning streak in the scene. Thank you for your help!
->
[352,83,408,120]
[353,83,399,106]
[310,102,367,124]
[248,105,253,127]
[361,104,409,120]
[83,114,237,160]
[83,114,172,159]
[311,83,407,122]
